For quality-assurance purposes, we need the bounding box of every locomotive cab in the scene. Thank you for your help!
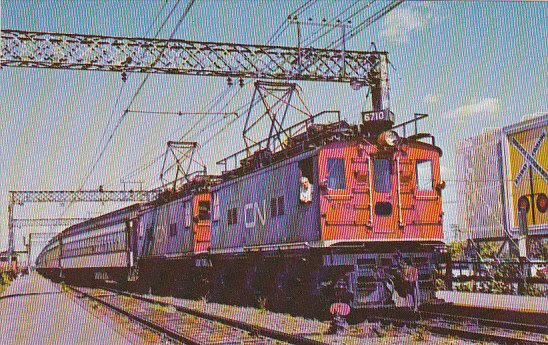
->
[314,114,444,309]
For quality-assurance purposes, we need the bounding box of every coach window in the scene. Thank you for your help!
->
[327,158,346,190]
[374,159,391,193]
[198,201,210,221]
[416,160,433,191]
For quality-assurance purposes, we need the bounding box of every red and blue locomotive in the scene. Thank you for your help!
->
[208,110,444,311]
[36,110,444,312]
[36,52,445,312]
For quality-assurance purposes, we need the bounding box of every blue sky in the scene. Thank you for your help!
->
[1,0,546,250]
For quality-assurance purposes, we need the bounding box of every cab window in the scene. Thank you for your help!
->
[374,159,391,193]
[327,158,346,190]
[198,201,210,220]
[416,160,433,191]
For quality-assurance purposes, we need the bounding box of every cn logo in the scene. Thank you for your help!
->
[244,200,267,228]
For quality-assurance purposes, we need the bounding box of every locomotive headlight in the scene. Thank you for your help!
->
[378,130,399,147]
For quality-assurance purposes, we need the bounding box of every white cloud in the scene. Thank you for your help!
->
[380,6,431,44]
[444,98,501,119]
[521,111,547,121]
[424,93,440,105]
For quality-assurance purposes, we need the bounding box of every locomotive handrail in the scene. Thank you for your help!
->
[391,113,428,137]
[217,110,341,170]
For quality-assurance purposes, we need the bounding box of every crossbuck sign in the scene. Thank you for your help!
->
[511,128,548,187]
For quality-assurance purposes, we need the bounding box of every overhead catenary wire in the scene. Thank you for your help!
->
[113,0,396,191]
[110,85,240,187]
[115,2,321,188]
[58,0,196,219]
[202,0,398,155]
[78,0,195,192]
[126,110,237,117]
[300,0,375,49]
[330,0,404,48]
[89,0,175,185]
[143,0,172,37]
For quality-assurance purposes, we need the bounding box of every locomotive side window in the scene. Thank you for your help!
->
[198,201,210,220]
[169,223,177,236]
[228,207,238,225]
[271,198,277,217]
[277,196,285,215]
[416,160,433,191]
[298,157,314,183]
[327,158,346,190]
[271,196,285,217]
[374,159,391,193]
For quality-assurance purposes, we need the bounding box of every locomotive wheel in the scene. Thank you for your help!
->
[210,263,241,304]
[241,263,262,306]
[192,270,211,300]
[296,267,332,317]
[266,262,299,313]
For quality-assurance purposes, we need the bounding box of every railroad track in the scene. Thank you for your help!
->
[369,309,548,344]
[68,286,326,345]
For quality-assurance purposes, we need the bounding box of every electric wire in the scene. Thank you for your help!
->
[78,0,193,192]
[143,0,171,37]
[300,0,374,49]
[114,2,321,188]
[59,0,195,219]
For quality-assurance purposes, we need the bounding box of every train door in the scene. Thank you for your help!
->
[322,156,351,231]
[395,154,415,227]
[370,157,398,233]
[193,195,211,253]
[350,156,371,227]
[412,151,443,227]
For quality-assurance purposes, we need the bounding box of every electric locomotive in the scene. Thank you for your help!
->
[208,110,445,311]
[136,175,220,295]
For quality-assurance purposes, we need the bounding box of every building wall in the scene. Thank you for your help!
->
[457,114,548,240]
[456,129,507,240]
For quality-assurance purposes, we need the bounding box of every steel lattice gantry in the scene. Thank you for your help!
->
[1,29,392,256]
[0,29,390,112]
[10,190,158,203]
[12,218,90,228]
[7,190,159,256]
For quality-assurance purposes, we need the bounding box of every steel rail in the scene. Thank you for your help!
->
[420,310,548,335]
[369,310,548,345]
[68,286,189,345]
[106,288,327,345]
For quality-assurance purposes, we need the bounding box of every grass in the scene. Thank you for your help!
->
[149,302,176,313]
[59,281,69,293]
[411,326,430,341]
[257,297,268,312]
